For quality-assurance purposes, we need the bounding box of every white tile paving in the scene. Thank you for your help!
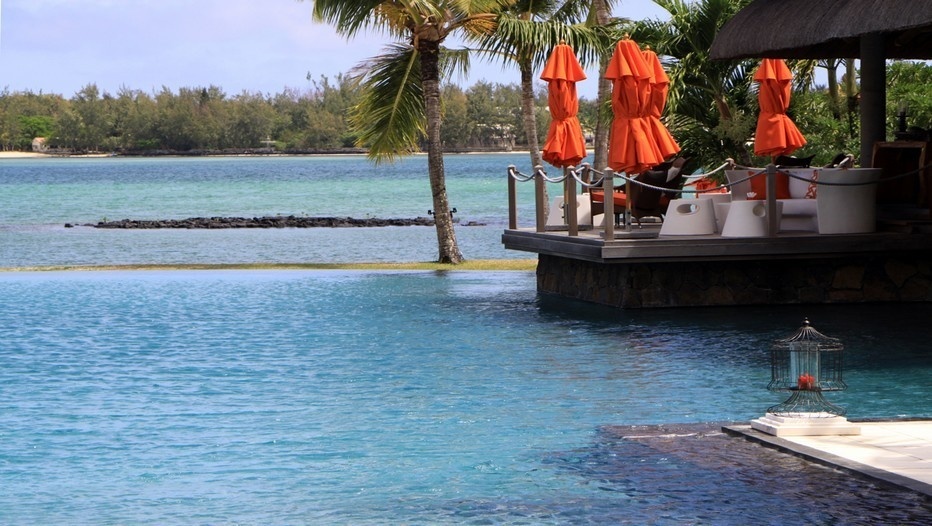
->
[727,420,932,496]
[782,421,932,487]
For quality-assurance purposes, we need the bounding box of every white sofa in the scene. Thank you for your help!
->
[725,168,818,232]
[724,168,880,234]
[816,168,881,234]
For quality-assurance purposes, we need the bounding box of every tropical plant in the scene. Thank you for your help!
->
[471,1,605,168]
[310,0,512,264]
[886,61,932,136]
[587,0,621,172]
[633,0,755,169]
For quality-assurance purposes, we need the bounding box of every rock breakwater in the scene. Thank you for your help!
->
[88,216,441,229]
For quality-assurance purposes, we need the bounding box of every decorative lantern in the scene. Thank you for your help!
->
[767,318,846,417]
[751,319,861,436]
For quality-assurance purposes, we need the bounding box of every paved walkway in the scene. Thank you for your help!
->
[725,420,932,497]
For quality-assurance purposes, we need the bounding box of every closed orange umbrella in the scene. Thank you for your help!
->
[754,58,806,157]
[540,42,587,168]
[605,38,663,175]
[642,47,680,160]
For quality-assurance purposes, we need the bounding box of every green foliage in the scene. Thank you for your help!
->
[4,58,929,158]
[440,84,473,149]
[465,81,527,148]
[0,76,361,152]
[17,115,55,148]
[633,0,757,169]
[886,61,932,136]
[788,89,860,165]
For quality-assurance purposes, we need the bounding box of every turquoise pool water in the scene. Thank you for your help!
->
[1,270,929,523]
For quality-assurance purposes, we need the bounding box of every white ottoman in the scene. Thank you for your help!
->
[659,198,718,236]
[721,200,783,237]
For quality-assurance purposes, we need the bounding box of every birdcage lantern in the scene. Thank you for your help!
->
[766,318,847,417]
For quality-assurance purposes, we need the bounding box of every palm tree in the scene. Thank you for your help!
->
[588,0,619,173]
[473,1,613,171]
[310,0,507,264]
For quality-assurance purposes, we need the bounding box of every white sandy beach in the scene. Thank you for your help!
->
[0,151,49,158]
[0,151,116,158]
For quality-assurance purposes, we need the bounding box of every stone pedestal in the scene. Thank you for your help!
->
[751,413,861,436]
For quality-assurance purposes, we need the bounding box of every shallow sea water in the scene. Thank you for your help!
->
[0,155,537,266]
[1,157,930,523]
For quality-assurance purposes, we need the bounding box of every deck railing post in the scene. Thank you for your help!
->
[566,166,578,236]
[766,163,777,237]
[603,169,615,240]
[535,165,546,233]
[507,165,517,230]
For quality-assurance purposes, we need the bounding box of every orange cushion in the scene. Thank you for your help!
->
[589,189,627,207]
[749,171,791,200]
[692,178,728,194]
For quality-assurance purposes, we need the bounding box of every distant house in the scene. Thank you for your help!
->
[32,137,48,152]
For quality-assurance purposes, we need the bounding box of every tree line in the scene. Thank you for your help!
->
[4,59,925,171]
[0,77,573,154]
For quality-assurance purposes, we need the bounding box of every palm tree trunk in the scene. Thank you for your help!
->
[520,61,542,167]
[824,59,841,119]
[844,58,858,136]
[420,39,464,264]
[592,0,612,172]
[520,59,549,220]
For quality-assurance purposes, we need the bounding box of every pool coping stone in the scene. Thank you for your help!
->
[724,419,932,497]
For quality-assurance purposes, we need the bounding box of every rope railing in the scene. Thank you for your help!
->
[508,156,932,237]
[506,165,536,182]
[781,159,932,186]
[613,160,737,195]
[570,165,605,189]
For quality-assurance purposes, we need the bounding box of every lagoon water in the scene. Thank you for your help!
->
[1,156,930,524]
[0,154,538,266]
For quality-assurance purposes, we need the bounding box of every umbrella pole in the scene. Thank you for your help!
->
[535,165,546,233]
[767,163,778,237]
[625,174,633,232]
[566,166,578,236]
[603,169,615,240]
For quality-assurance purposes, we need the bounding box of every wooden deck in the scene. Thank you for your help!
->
[503,223,932,264]
[503,220,932,307]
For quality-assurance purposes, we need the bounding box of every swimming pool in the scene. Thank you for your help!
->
[1,270,929,523]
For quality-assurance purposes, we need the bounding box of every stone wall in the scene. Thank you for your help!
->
[536,253,932,308]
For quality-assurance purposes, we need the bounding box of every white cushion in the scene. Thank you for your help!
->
[779,199,818,216]
[786,169,818,199]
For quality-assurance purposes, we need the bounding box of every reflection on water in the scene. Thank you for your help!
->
[539,424,932,525]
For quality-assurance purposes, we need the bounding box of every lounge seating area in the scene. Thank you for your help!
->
[584,157,689,227]
[540,162,881,238]
[723,167,881,235]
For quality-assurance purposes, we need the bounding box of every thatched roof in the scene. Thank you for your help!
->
[710,0,932,60]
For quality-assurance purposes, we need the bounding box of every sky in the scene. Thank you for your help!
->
[0,0,670,101]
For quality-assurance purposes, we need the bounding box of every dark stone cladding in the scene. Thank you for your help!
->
[536,253,932,308]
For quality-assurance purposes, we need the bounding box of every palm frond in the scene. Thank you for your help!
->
[440,47,472,83]
[349,44,425,162]
[311,0,394,37]
[472,17,606,70]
